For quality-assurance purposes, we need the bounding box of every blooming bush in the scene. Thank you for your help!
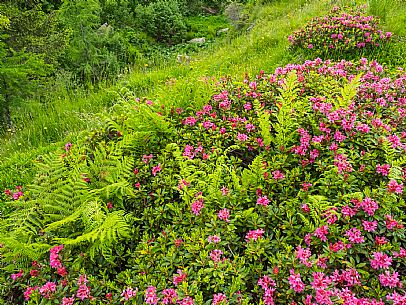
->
[1,58,406,304]
[288,6,392,58]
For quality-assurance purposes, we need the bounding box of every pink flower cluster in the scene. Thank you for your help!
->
[49,245,64,268]
[145,286,159,305]
[257,275,276,305]
[173,269,187,286]
[4,185,24,200]
[288,6,392,55]
[217,208,230,222]
[121,287,137,300]
[245,229,265,242]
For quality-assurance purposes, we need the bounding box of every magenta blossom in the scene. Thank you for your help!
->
[217,208,230,222]
[288,269,305,293]
[210,249,223,262]
[257,195,270,207]
[245,229,265,242]
[173,269,187,286]
[370,252,392,269]
[152,164,162,176]
[145,286,159,305]
[212,293,227,305]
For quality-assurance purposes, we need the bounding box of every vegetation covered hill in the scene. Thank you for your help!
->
[1,0,406,304]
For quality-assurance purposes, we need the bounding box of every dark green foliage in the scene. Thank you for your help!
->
[135,0,187,45]
[1,4,69,65]
[0,48,53,130]
[0,3,65,130]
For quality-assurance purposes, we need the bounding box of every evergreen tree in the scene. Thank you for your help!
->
[0,9,53,130]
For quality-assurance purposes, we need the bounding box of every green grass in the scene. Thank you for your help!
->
[0,0,405,190]
[185,15,230,40]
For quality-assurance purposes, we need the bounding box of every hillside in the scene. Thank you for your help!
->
[1,0,406,304]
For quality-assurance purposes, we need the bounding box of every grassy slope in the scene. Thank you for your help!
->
[0,0,405,190]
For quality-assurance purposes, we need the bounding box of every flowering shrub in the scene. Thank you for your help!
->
[1,58,406,304]
[288,6,392,58]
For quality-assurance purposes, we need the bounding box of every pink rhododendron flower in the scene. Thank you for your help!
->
[370,252,392,269]
[77,284,91,300]
[375,236,387,246]
[301,204,310,213]
[162,289,178,304]
[243,103,252,110]
[212,293,227,305]
[258,275,276,290]
[49,245,64,268]
[145,286,159,305]
[302,183,312,191]
[310,272,331,289]
[142,154,153,164]
[288,269,305,293]
[121,287,137,300]
[386,292,406,305]
[304,233,312,246]
[387,179,403,194]
[221,186,229,196]
[245,123,256,132]
[385,215,403,230]
[272,170,284,180]
[10,269,23,280]
[61,297,75,305]
[178,297,194,305]
[39,282,56,298]
[57,266,67,277]
[361,220,378,232]
[356,124,370,133]
[257,195,270,207]
[296,245,312,267]
[316,256,328,269]
[237,133,248,141]
[393,247,406,258]
[387,134,402,148]
[152,164,162,176]
[210,249,223,262]
[361,197,378,216]
[258,275,276,305]
[191,198,204,215]
[217,207,230,222]
[341,205,357,218]
[345,227,364,244]
[24,287,36,301]
[329,241,345,253]
[245,229,264,242]
[379,271,401,288]
[77,274,88,285]
[173,269,186,286]
[376,164,390,176]
[208,235,221,244]
[65,142,72,151]
[313,225,329,242]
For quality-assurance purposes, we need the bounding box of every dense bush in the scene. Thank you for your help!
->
[1,57,405,304]
[135,0,187,45]
[288,6,393,58]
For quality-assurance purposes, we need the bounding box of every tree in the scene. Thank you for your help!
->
[2,4,70,66]
[0,10,53,130]
[59,0,132,85]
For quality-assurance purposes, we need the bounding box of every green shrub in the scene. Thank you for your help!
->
[1,58,405,304]
[135,0,187,45]
[288,6,393,60]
